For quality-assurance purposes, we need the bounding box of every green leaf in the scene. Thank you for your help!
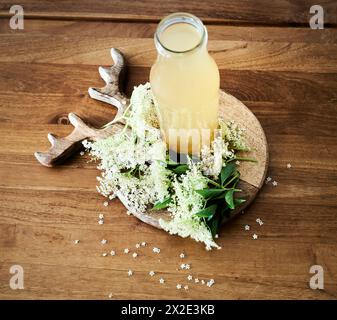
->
[220,205,230,217]
[234,198,246,206]
[195,189,225,199]
[225,190,235,209]
[207,216,219,237]
[152,197,172,210]
[194,204,217,218]
[220,163,236,186]
[171,164,188,174]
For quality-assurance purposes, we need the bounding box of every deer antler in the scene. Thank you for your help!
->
[35,48,129,167]
[88,48,129,123]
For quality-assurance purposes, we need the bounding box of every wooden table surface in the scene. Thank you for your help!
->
[0,1,336,300]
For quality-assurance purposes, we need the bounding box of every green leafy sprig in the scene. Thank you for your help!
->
[194,161,245,236]
[152,159,247,237]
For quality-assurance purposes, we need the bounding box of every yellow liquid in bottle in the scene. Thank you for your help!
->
[150,23,220,155]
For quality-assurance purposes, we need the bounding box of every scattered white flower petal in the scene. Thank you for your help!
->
[176,284,182,290]
[149,271,155,277]
[179,253,185,259]
[127,270,133,276]
[272,181,278,187]
[141,242,147,247]
[74,239,80,244]
[207,279,215,287]
[235,160,240,165]
[103,201,109,207]
[287,163,292,169]
[110,250,116,256]
[98,219,104,225]
[252,234,258,240]
[98,213,104,219]
[180,263,186,270]
[244,224,250,231]
[153,247,160,253]
[124,248,130,254]
[215,234,219,239]
[159,278,165,284]
[108,292,113,299]
[102,252,108,257]
[185,264,191,270]
[132,252,138,258]
[256,218,264,226]
[101,239,107,244]
[80,151,85,156]
[201,280,205,285]
[194,278,200,283]
[187,275,193,281]
[135,243,140,248]
[184,285,189,290]
[265,176,272,184]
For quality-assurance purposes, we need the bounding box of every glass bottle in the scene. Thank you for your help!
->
[150,13,220,155]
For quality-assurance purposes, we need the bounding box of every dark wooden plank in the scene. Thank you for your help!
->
[1,63,336,141]
[1,19,336,44]
[0,33,336,72]
[1,62,337,104]
[0,0,336,25]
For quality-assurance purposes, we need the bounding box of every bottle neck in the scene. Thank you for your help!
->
[154,13,208,58]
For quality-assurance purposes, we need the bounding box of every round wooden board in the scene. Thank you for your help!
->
[118,89,269,229]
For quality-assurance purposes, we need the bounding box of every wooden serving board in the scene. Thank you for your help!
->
[35,48,268,230]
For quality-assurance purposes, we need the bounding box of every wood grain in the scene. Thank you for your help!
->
[0,0,336,25]
[0,11,337,300]
[2,19,337,44]
[1,35,336,73]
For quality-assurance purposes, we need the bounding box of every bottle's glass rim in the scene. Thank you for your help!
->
[154,12,207,55]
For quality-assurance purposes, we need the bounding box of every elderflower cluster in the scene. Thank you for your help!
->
[219,119,250,151]
[200,135,234,178]
[84,83,249,249]
[83,83,170,213]
[160,159,220,250]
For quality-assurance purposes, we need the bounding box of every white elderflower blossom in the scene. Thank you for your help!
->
[219,119,249,152]
[200,136,234,178]
[83,84,170,213]
[160,159,220,250]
